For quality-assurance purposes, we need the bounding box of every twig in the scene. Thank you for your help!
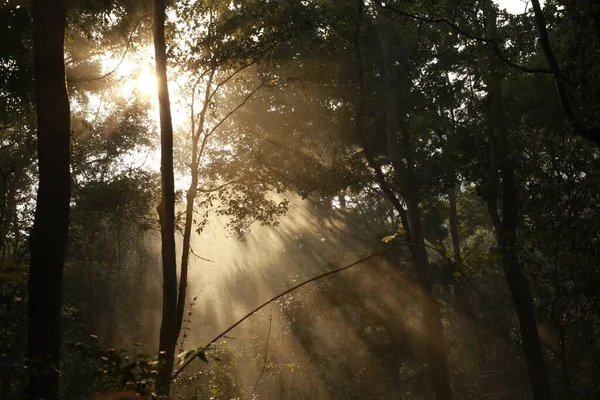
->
[197,179,240,193]
[68,14,149,83]
[178,282,211,352]
[203,58,271,140]
[188,245,214,263]
[252,305,274,397]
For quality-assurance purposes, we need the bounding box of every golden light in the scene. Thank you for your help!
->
[119,62,157,99]
[95,46,198,178]
[103,47,190,129]
[98,45,157,101]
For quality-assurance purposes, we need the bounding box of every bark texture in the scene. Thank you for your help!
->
[153,0,178,393]
[26,0,71,398]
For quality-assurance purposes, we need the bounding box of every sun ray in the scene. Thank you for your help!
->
[120,61,157,99]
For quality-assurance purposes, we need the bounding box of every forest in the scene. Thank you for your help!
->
[1,0,600,399]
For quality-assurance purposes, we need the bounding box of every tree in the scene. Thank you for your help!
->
[151,0,178,395]
[25,0,71,399]
[530,0,600,146]
[478,2,551,398]
[371,6,453,399]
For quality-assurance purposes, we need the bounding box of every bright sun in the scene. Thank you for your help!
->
[120,63,157,98]
[96,46,194,177]
[99,45,158,100]
[114,51,157,100]
[101,46,189,129]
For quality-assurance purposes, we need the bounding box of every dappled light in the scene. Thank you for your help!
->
[118,61,156,99]
[2,0,600,399]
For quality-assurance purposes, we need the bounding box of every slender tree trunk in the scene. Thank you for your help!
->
[176,69,215,343]
[108,229,124,343]
[375,8,453,400]
[153,0,178,393]
[355,9,451,397]
[481,2,552,399]
[338,189,347,210]
[85,233,97,335]
[25,0,71,399]
[0,174,7,260]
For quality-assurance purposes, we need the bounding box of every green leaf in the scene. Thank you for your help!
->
[382,233,398,243]
[382,226,407,243]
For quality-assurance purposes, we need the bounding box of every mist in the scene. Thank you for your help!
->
[2,0,600,399]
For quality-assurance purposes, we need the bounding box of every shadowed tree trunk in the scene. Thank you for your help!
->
[354,8,452,397]
[25,0,71,399]
[374,7,453,400]
[153,0,178,394]
[530,0,600,146]
[480,2,552,399]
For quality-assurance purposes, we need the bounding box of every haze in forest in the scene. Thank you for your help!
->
[1,0,599,400]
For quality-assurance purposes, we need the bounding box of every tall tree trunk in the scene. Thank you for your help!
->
[25,0,71,399]
[401,133,453,400]
[153,0,178,394]
[375,8,453,400]
[480,2,552,399]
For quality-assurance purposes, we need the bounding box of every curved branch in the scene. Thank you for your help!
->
[530,0,600,146]
[204,77,266,140]
[67,14,149,83]
[170,242,406,381]
[373,0,552,74]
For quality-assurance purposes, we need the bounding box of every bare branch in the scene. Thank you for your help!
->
[170,243,406,381]
[206,42,278,106]
[188,245,214,263]
[197,179,240,193]
[67,14,149,83]
[204,78,266,140]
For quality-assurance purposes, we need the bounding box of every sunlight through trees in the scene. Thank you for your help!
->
[1,0,600,399]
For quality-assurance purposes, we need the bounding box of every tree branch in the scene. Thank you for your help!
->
[530,0,600,146]
[67,14,149,83]
[170,242,406,381]
[373,0,552,75]
[197,179,240,193]
[204,77,266,140]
